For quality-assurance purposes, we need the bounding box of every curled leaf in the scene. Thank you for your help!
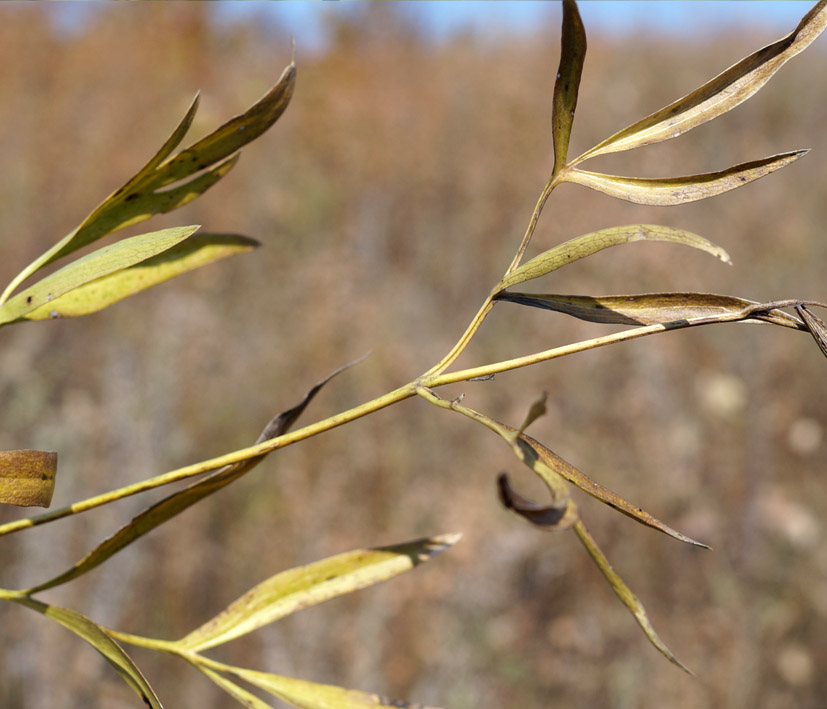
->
[574,0,827,162]
[23,233,259,321]
[496,292,806,330]
[0,225,199,326]
[562,150,807,206]
[552,0,587,172]
[12,597,162,708]
[497,224,730,291]
[796,304,827,359]
[498,473,579,531]
[177,534,459,652]
[573,519,692,674]
[0,450,57,508]
[25,357,364,594]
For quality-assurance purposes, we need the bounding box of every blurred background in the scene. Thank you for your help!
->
[0,2,825,708]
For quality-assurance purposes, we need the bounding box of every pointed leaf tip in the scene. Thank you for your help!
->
[552,0,587,171]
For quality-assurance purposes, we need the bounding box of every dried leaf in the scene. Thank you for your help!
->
[563,150,807,206]
[512,429,707,548]
[498,224,730,291]
[498,473,579,530]
[13,597,162,708]
[574,1,827,161]
[177,534,459,652]
[23,234,259,321]
[0,225,199,326]
[573,519,692,674]
[496,292,806,330]
[0,450,57,508]
[220,666,442,709]
[25,357,363,594]
[552,0,587,171]
[796,304,827,359]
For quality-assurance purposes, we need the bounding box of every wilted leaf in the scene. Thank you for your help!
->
[24,357,365,594]
[177,534,459,652]
[1,59,295,302]
[796,304,827,359]
[497,224,730,291]
[498,473,579,530]
[13,597,162,708]
[0,450,57,508]
[514,431,708,548]
[562,150,807,206]
[23,233,259,321]
[573,519,692,674]
[574,1,827,161]
[220,666,442,709]
[552,0,587,171]
[496,291,806,330]
[0,225,199,326]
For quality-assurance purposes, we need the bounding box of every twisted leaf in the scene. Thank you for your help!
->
[23,234,259,321]
[178,534,459,652]
[496,292,806,330]
[796,304,827,359]
[551,0,586,172]
[574,0,827,162]
[573,519,692,674]
[0,225,199,326]
[563,150,807,206]
[498,224,730,291]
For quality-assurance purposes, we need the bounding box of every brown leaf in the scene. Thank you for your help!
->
[552,0,587,171]
[796,304,827,359]
[0,450,57,508]
[497,473,578,531]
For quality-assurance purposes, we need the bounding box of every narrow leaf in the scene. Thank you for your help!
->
[796,304,827,359]
[23,234,259,321]
[498,224,730,291]
[496,292,806,330]
[511,428,707,548]
[573,519,692,674]
[575,1,827,162]
[0,450,57,508]
[178,534,459,652]
[24,358,365,594]
[563,150,807,206]
[498,473,579,530]
[0,225,199,326]
[223,666,442,709]
[200,667,275,709]
[13,597,162,708]
[552,0,587,171]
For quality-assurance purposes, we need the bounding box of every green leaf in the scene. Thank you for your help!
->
[24,358,366,594]
[0,450,57,508]
[178,534,460,652]
[13,597,162,708]
[496,292,806,330]
[562,150,807,206]
[551,0,587,172]
[574,0,827,162]
[219,666,442,709]
[796,304,827,359]
[23,233,259,321]
[0,58,295,303]
[0,225,199,326]
[573,519,692,674]
[497,224,730,291]
[200,667,275,709]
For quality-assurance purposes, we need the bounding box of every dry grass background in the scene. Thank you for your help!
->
[0,3,826,708]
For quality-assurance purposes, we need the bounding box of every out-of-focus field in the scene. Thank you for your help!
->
[1,4,826,708]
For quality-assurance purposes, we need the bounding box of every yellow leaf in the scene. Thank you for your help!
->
[0,450,57,508]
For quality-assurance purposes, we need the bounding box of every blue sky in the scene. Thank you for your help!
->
[209,2,817,50]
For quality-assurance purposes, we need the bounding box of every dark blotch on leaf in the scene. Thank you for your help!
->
[124,193,140,202]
